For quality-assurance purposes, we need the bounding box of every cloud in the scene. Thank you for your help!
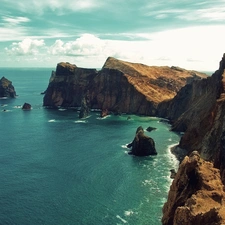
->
[48,34,106,56]
[2,16,30,26]
[5,38,45,55]
[1,0,103,14]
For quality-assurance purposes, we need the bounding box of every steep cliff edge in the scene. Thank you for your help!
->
[43,57,206,115]
[158,54,225,182]
[162,54,225,224]
[162,152,225,225]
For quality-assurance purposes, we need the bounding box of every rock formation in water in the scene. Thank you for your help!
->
[0,77,16,98]
[127,126,157,156]
[43,57,206,115]
[79,94,90,119]
[22,103,31,110]
[162,151,225,225]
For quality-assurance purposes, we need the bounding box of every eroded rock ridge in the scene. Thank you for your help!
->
[43,57,206,115]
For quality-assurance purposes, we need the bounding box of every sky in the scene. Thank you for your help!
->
[1,0,225,71]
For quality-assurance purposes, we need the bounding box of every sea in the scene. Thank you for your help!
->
[0,68,181,225]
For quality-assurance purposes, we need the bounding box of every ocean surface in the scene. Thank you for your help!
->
[0,68,181,225]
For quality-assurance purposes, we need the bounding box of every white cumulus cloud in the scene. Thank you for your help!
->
[5,38,45,55]
[48,34,106,56]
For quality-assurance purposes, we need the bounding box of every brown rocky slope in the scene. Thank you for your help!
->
[162,151,225,225]
[43,57,206,115]
[161,54,225,225]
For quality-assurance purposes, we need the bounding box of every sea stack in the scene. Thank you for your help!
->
[0,77,16,98]
[127,126,157,156]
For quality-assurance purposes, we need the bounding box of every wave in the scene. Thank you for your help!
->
[13,105,22,109]
[96,115,111,120]
[48,119,56,122]
[74,120,87,123]
[116,215,128,224]
[121,144,129,149]
[124,210,134,216]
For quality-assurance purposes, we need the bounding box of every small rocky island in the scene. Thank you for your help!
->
[0,76,16,98]
[127,126,157,156]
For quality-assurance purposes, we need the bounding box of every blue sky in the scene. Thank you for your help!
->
[1,0,225,71]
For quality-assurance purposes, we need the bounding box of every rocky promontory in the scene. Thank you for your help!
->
[43,57,206,115]
[161,54,225,224]
[0,77,16,98]
[162,151,225,225]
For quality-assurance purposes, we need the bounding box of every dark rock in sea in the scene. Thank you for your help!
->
[0,77,16,98]
[128,126,157,156]
[22,103,31,110]
[100,109,109,118]
[79,94,90,119]
[169,169,176,179]
[146,126,157,132]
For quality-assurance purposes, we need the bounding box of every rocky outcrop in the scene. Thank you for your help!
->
[127,126,157,156]
[22,103,31,110]
[79,94,90,119]
[43,62,98,108]
[162,54,225,224]
[158,54,225,182]
[43,57,206,115]
[162,151,225,225]
[0,77,16,98]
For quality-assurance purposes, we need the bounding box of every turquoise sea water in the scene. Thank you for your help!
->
[0,68,181,225]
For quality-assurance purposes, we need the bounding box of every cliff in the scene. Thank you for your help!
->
[162,151,225,225]
[0,76,16,98]
[158,54,225,181]
[161,54,225,224]
[43,57,206,115]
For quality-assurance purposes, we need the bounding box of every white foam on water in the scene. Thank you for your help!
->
[116,215,128,224]
[13,105,22,108]
[121,144,129,149]
[58,108,67,111]
[97,115,111,120]
[74,120,87,123]
[124,210,134,216]
[48,119,56,122]
[1,109,11,112]
[167,143,179,170]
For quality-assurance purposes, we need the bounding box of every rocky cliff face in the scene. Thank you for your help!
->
[162,55,225,224]
[0,77,16,98]
[162,151,225,225]
[158,55,225,181]
[43,57,206,115]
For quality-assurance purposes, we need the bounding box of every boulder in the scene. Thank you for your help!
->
[0,77,16,98]
[146,126,157,132]
[22,103,31,110]
[128,126,157,156]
